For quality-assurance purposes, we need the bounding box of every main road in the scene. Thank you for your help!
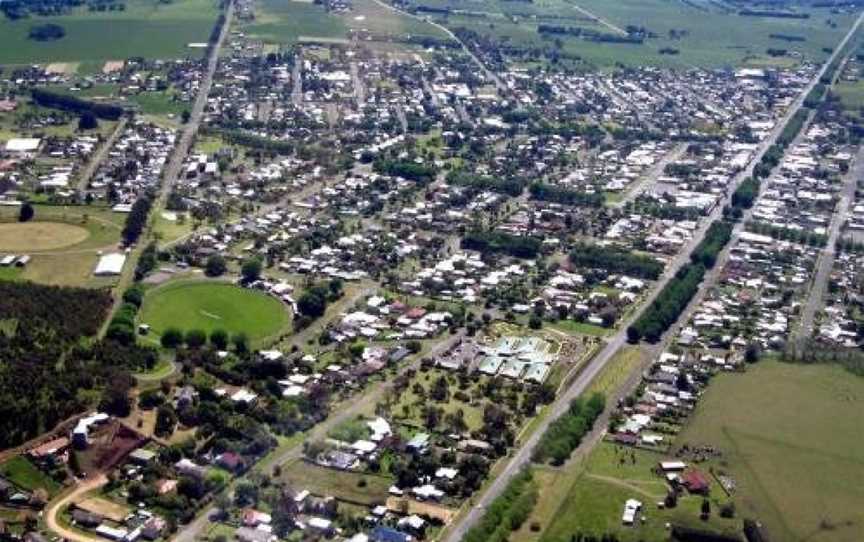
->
[440,12,864,542]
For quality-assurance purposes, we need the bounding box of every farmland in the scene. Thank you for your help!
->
[0,0,220,65]
[416,0,857,67]
[138,279,290,343]
[675,361,864,542]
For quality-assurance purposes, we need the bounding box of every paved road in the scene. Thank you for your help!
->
[796,146,863,339]
[292,53,303,107]
[440,13,864,542]
[76,117,129,194]
[156,2,234,213]
[614,142,688,208]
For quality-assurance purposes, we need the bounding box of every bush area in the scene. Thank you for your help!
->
[446,171,525,197]
[569,243,664,280]
[528,183,605,208]
[533,393,605,465]
[32,88,124,120]
[463,469,538,542]
[461,230,541,259]
[0,282,151,447]
[374,159,437,184]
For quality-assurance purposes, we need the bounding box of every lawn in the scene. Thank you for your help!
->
[139,279,290,344]
[675,360,864,542]
[280,459,393,506]
[587,346,645,396]
[0,456,61,497]
[550,319,611,337]
[0,0,220,65]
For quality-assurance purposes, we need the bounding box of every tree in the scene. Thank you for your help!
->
[210,329,229,350]
[205,255,227,277]
[185,329,207,348]
[18,202,34,223]
[68,450,82,476]
[232,332,249,353]
[161,327,184,348]
[700,498,711,519]
[298,289,327,318]
[155,405,178,437]
[529,315,543,329]
[122,285,144,308]
[181,110,191,123]
[241,257,263,283]
[78,111,98,131]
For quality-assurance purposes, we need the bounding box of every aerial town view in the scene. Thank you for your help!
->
[1,0,863,541]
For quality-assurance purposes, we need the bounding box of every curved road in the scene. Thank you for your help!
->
[44,475,109,542]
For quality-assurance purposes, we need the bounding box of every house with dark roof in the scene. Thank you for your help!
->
[371,526,413,542]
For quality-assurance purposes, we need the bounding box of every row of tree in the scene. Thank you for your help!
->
[690,222,733,269]
[160,327,249,353]
[121,192,154,246]
[463,469,538,542]
[569,242,664,280]
[533,393,605,465]
[627,263,705,343]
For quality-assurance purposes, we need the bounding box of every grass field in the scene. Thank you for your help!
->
[139,279,290,343]
[675,361,864,542]
[0,456,61,497]
[0,0,220,65]
[280,459,393,506]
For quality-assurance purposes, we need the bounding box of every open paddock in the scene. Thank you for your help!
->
[280,459,393,506]
[675,361,864,542]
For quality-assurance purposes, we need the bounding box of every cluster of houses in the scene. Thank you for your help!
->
[87,121,176,206]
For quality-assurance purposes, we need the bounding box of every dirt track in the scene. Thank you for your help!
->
[44,474,109,542]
